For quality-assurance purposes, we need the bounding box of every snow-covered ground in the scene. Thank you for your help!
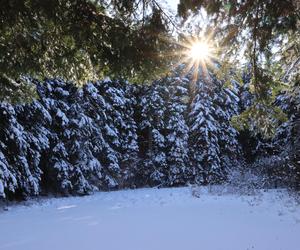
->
[1,187,300,250]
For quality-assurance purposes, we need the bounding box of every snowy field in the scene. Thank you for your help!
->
[1,187,300,250]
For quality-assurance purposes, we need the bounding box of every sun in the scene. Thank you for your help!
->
[189,41,212,62]
[184,38,216,65]
[157,34,219,84]
[173,35,218,83]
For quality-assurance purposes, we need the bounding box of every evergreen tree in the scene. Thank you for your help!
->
[36,79,75,194]
[118,82,139,187]
[215,79,241,171]
[137,81,169,186]
[0,0,175,102]
[0,103,40,199]
[81,82,109,187]
[65,89,102,194]
[81,79,139,189]
[0,141,17,199]
[189,80,221,184]
[165,76,190,185]
[188,74,241,184]
[95,79,124,188]
[273,77,300,190]
[15,99,52,195]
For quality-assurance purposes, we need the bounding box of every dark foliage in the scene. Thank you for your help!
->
[1,71,299,200]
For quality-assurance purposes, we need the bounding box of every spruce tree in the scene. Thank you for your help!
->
[0,103,41,199]
[138,81,169,186]
[165,76,190,185]
[189,80,221,184]
[36,79,74,194]
[188,74,241,185]
[81,82,109,187]
[118,82,139,187]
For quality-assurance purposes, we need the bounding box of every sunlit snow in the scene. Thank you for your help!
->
[1,187,300,250]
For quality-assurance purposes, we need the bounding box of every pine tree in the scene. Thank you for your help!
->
[215,79,241,172]
[65,89,102,194]
[188,74,241,185]
[235,72,264,164]
[118,82,139,187]
[273,77,300,190]
[165,76,190,186]
[189,80,221,184]
[37,78,124,194]
[0,102,41,199]
[0,144,17,199]
[95,79,124,188]
[137,81,169,186]
[36,79,74,194]
[81,82,113,189]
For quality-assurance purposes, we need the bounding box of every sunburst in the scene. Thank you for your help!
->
[175,35,219,83]
[189,42,211,61]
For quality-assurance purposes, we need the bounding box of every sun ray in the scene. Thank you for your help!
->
[176,35,219,84]
[151,32,219,84]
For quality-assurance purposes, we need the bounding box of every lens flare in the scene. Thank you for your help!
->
[189,41,212,62]
[173,35,219,83]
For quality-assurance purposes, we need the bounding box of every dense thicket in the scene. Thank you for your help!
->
[231,74,300,190]
[0,0,176,103]
[0,72,299,200]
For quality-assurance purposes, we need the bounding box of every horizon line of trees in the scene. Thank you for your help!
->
[1,68,299,201]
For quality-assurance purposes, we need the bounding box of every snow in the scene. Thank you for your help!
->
[1,187,300,250]
[0,180,4,197]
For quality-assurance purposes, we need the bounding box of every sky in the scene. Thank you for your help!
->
[164,0,179,13]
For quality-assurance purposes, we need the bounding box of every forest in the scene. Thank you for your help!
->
[1,1,300,250]
[0,67,299,200]
[0,0,300,193]
[0,0,299,201]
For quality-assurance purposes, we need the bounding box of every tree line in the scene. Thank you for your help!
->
[1,67,299,200]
